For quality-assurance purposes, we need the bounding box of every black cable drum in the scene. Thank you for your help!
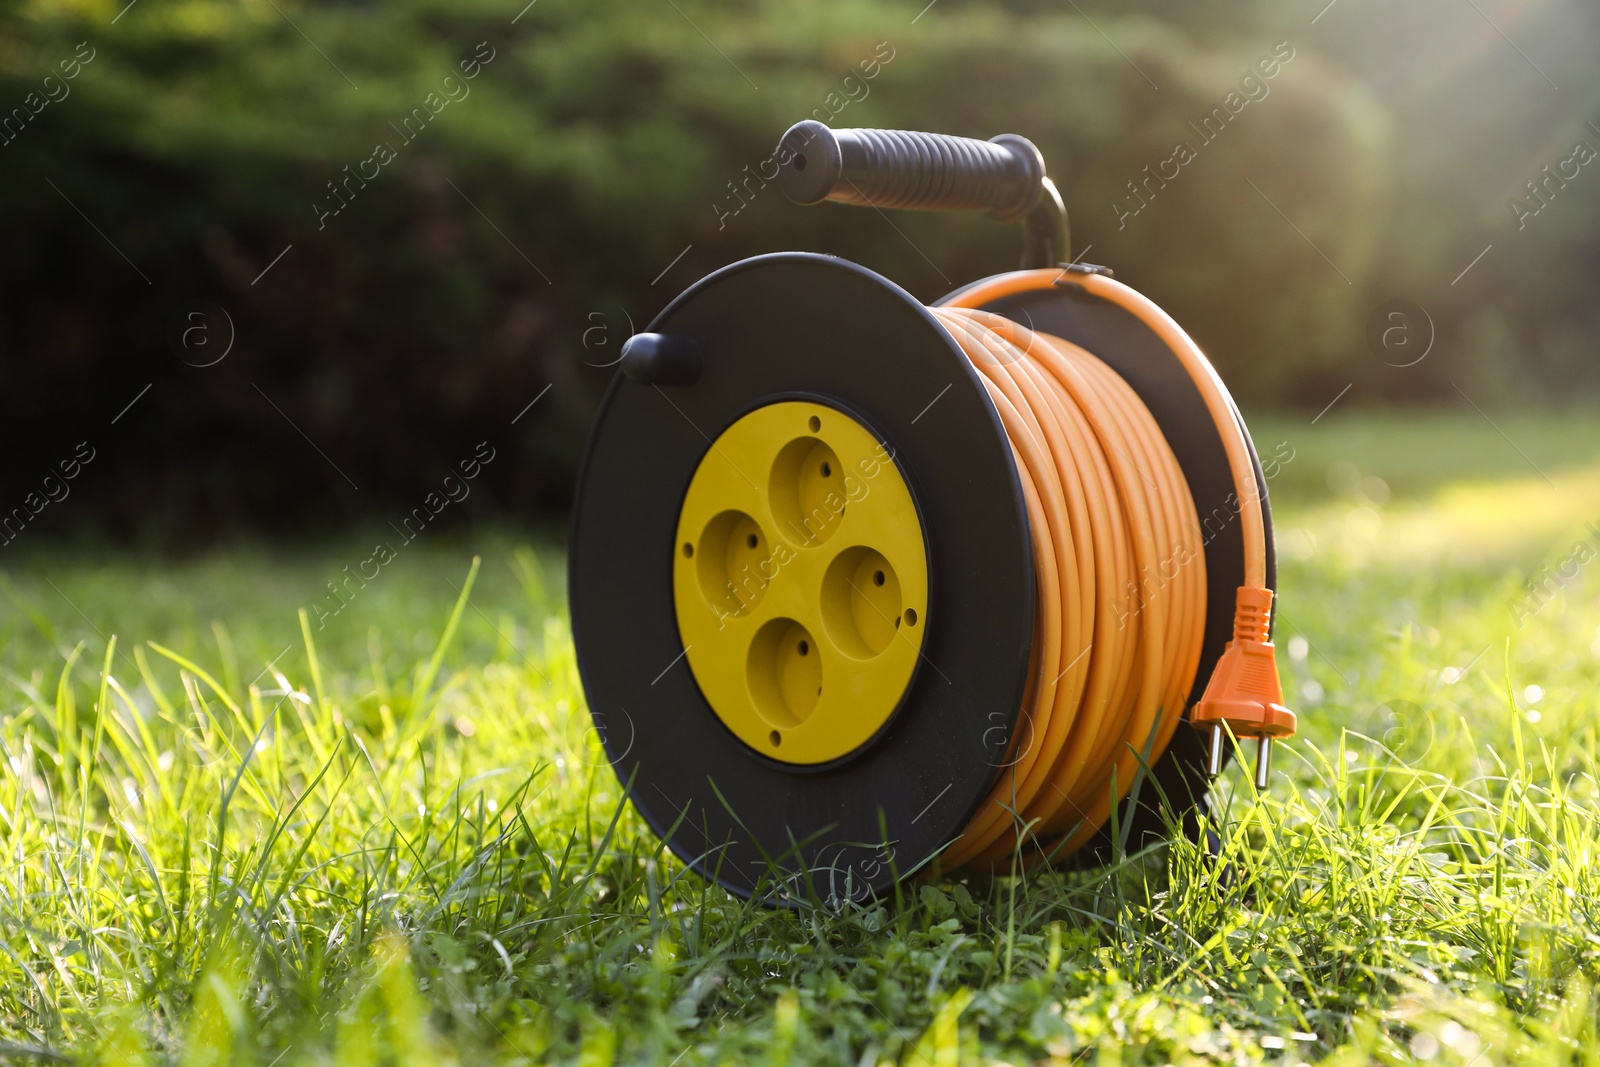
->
[570,254,1277,900]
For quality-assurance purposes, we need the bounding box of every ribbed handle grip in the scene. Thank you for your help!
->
[776,120,1046,223]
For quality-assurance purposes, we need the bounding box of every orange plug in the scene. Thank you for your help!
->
[1191,585,1296,789]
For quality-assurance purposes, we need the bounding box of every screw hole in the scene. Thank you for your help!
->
[873,569,885,586]
[797,640,809,656]
[820,461,832,477]
[793,154,807,172]
[904,608,918,626]
[808,415,821,432]
[769,730,781,746]
[746,533,758,549]
[682,542,694,558]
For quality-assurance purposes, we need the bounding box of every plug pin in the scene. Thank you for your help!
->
[1205,723,1225,778]
[1254,736,1273,791]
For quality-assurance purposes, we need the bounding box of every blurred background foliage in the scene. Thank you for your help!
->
[1,0,1597,543]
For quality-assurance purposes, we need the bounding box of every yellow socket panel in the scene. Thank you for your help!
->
[672,400,929,764]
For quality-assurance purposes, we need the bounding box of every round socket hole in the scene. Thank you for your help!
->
[769,436,846,547]
[694,510,769,617]
[747,618,822,728]
[821,547,902,658]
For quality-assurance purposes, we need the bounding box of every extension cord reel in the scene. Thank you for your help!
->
[570,121,1295,903]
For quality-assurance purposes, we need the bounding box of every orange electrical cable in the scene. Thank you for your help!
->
[930,273,1287,867]
[925,306,1207,867]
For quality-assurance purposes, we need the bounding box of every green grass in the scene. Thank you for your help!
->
[4,409,1600,1065]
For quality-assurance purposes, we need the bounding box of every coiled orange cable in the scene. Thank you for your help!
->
[934,273,1281,868]
[926,306,1205,867]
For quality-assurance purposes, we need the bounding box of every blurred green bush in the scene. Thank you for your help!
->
[1,0,1596,536]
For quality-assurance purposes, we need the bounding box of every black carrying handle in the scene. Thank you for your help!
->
[775,120,1070,268]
